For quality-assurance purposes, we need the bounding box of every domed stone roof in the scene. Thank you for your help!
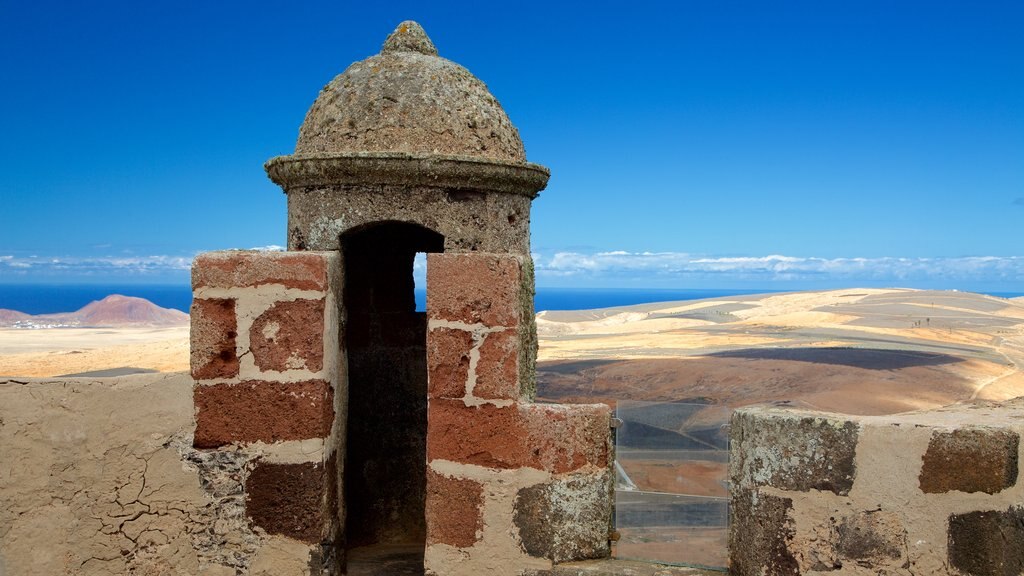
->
[294,21,527,163]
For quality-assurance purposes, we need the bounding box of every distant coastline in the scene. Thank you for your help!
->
[1,283,1022,316]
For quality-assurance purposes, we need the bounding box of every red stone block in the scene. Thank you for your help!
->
[192,250,331,291]
[427,253,522,327]
[474,329,519,400]
[520,403,611,474]
[250,298,326,373]
[190,298,239,380]
[425,469,484,548]
[427,327,474,399]
[246,461,328,544]
[193,380,334,448]
[427,399,610,474]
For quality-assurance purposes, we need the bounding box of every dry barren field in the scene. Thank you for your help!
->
[537,288,1024,415]
[0,326,189,377]
[2,289,1023,416]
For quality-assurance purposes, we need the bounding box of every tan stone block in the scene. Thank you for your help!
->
[193,380,333,448]
[425,469,484,548]
[250,535,319,576]
[427,253,522,327]
[427,327,474,399]
[250,298,326,373]
[919,427,1019,494]
[513,470,613,562]
[190,297,239,380]
[192,250,331,291]
[474,329,519,399]
[836,510,906,566]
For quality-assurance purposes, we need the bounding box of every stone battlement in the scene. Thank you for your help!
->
[730,400,1024,575]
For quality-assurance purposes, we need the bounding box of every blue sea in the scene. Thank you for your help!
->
[1,284,1021,315]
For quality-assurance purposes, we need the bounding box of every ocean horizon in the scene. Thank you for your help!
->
[0,284,1021,316]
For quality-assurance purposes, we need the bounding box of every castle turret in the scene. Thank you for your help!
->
[190,22,611,575]
[265,20,549,255]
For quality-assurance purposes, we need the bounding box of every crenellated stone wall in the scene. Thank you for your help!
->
[730,400,1024,576]
[423,253,613,574]
[189,250,344,571]
[180,248,614,575]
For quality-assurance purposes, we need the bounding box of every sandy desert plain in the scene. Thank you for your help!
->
[2,287,1023,411]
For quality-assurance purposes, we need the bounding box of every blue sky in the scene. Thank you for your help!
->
[1,1,1022,292]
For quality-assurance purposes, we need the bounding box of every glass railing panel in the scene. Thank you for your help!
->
[614,400,730,571]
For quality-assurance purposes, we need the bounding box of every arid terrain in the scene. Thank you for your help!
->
[2,289,1022,413]
[536,288,1024,415]
[0,295,189,378]
[2,288,1022,571]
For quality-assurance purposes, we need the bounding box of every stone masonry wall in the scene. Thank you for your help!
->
[190,250,343,573]
[730,400,1024,576]
[424,253,614,575]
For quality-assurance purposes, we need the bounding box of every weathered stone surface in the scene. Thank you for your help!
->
[426,327,474,399]
[249,535,320,576]
[948,506,1024,576]
[427,253,523,327]
[513,471,612,562]
[192,250,332,291]
[291,22,525,163]
[520,404,611,473]
[920,427,1019,494]
[836,510,907,567]
[246,461,327,544]
[729,491,799,576]
[0,374,260,575]
[191,297,239,380]
[475,329,519,399]
[425,469,484,548]
[193,380,334,448]
[427,399,610,473]
[267,155,549,199]
[250,298,326,373]
[517,259,538,400]
[283,185,536,254]
[730,408,859,495]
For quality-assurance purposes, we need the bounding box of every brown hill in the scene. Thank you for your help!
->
[0,309,31,324]
[0,295,189,328]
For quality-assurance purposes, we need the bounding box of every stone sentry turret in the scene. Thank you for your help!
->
[266,20,547,255]
[189,22,612,575]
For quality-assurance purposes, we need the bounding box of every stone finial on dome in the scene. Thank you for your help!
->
[382,21,438,56]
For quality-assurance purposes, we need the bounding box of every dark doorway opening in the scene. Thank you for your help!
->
[341,222,444,573]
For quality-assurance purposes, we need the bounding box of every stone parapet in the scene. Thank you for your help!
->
[730,400,1024,576]
[423,252,613,575]
[191,250,342,449]
[189,249,343,572]
[426,252,538,401]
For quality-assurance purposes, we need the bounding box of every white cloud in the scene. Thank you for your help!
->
[248,245,286,252]
[0,254,193,277]
[533,251,1024,287]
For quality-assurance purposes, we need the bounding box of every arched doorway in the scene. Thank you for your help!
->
[340,221,444,571]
